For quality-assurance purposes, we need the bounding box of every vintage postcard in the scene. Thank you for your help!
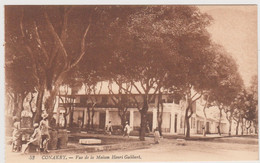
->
[3,4,259,163]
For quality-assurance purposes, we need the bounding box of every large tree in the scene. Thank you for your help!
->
[201,46,243,136]
[107,6,214,140]
[5,6,94,122]
[5,6,136,123]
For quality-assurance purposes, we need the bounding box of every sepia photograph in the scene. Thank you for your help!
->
[4,4,258,162]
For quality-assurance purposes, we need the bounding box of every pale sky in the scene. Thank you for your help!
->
[199,5,257,87]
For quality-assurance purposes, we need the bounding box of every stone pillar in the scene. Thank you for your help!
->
[130,110,134,128]
[105,109,110,126]
[84,108,88,126]
[152,108,157,131]
[170,111,175,134]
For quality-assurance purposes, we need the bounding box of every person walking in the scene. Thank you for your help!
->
[154,127,160,144]
[39,113,50,153]
[106,121,113,135]
[123,121,131,138]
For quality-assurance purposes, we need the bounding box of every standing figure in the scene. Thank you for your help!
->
[123,121,131,138]
[12,116,21,152]
[39,113,50,153]
[154,127,160,144]
[146,121,151,133]
[106,121,113,135]
[217,125,221,136]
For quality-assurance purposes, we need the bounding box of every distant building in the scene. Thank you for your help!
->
[55,93,228,135]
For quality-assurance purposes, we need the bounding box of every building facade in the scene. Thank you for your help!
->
[56,93,224,135]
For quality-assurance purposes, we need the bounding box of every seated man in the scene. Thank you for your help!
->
[23,123,41,153]
[12,116,21,152]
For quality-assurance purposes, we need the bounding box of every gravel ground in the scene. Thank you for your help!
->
[5,135,259,162]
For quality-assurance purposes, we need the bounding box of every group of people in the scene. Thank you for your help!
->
[12,113,51,153]
[105,121,161,144]
[105,121,132,138]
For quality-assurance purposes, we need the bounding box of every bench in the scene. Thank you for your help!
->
[79,139,101,145]
[176,139,186,146]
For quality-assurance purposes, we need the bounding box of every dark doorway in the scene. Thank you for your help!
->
[206,122,210,134]
[174,114,177,133]
[146,113,153,132]
[126,112,130,124]
[99,112,106,129]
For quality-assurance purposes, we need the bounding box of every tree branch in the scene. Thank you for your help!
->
[131,95,141,111]
[20,9,40,83]
[33,21,49,62]
[44,9,68,64]
[191,92,203,104]
[132,82,143,95]
[70,24,91,69]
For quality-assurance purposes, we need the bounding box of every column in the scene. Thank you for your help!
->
[105,109,110,126]
[152,108,157,131]
[84,108,88,126]
[170,111,175,134]
[130,110,134,128]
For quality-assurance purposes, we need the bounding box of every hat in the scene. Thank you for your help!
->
[12,116,18,121]
[33,123,39,127]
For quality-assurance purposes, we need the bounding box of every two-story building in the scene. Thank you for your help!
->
[56,93,205,135]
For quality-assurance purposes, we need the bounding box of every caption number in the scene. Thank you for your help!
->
[29,155,35,160]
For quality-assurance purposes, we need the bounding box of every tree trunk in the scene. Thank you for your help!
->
[69,107,74,127]
[140,110,147,141]
[203,95,209,137]
[246,121,252,135]
[91,107,95,129]
[254,123,257,134]
[13,93,24,119]
[120,113,126,129]
[203,112,207,137]
[64,113,68,128]
[157,92,163,136]
[17,93,27,118]
[45,88,59,122]
[218,108,222,135]
[118,106,127,129]
[185,106,191,138]
[29,92,36,126]
[139,96,148,141]
[34,88,44,123]
[228,119,232,136]
[82,110,85,128]
[235,121,239,135]
[87,107,91,130]
[241,118,244,135]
